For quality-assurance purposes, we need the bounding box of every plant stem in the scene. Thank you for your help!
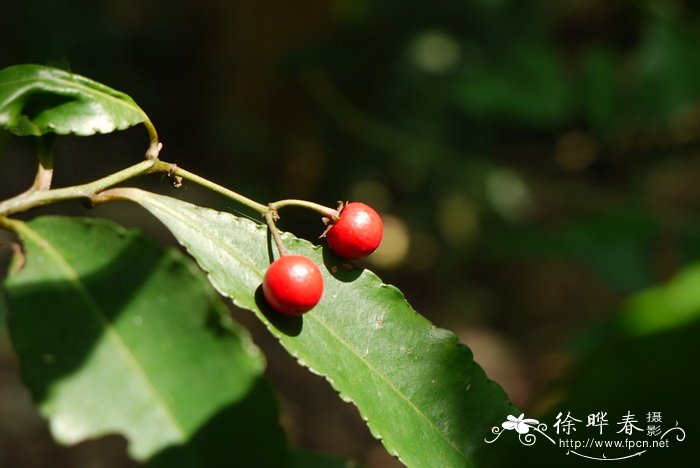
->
[264,210,288,257]
[0,156,332,228]
[0,159,157,216]
[167,165,269,214]
[144,119,161,160]
[30,138,54,191]
[269,199,339,220]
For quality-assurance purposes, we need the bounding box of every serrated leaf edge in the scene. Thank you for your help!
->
[125,190,512,467]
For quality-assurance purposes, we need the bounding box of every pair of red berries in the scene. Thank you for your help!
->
[262,202,383,316]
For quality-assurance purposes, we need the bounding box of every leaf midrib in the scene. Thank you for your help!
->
[138,194,264,280]
[14,220,187,440]
[306,308,470,464]
[138,193,471,465]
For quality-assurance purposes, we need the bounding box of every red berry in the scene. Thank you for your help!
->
[325,202,383,259]
[263,255,323,315]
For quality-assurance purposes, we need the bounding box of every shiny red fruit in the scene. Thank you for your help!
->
[263,255,323,315]
[326,202,383,259]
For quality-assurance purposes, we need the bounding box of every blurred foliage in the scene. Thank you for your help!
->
[3,0,700,466]
[504,260,700,467]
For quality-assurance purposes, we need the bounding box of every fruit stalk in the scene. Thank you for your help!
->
[264,210,288,257]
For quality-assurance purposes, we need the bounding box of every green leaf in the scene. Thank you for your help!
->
[516,265,700,467]
[3,216,288,465]
[0,64,152,137]
[118,188,518,468]
[617,263,700,338]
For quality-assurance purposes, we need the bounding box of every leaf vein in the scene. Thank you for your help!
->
[15,221,188,441]
[139,195,469,462]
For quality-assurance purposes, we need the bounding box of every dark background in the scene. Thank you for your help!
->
[1,1,700,466]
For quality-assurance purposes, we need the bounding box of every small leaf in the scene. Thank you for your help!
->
[618,263,700,337]
[519,266,700,467]
[119,189,518,468]
[0,64,153,137]
[3,216,288,465]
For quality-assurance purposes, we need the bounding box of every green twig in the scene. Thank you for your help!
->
[167,165,269,215]
[0,159,158,216]
[0,155,333,231]
[0,158,270,218]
